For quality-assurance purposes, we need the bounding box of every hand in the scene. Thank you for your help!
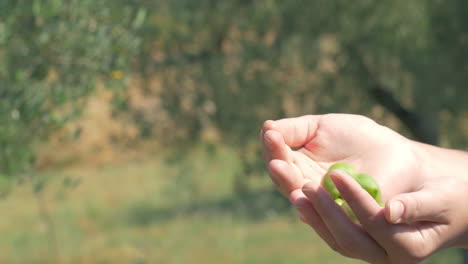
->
[260,114,422,199]
[261,113,468,263]
[291,169,468,263]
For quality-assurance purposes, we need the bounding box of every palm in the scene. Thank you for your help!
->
[263,114,418,199]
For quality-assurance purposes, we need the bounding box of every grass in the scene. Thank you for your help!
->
[0,144,462,263]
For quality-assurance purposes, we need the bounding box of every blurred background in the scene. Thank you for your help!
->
[1,0,467,263]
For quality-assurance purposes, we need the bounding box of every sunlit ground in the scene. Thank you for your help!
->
[0,145,461,264]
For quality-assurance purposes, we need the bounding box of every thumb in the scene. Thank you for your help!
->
[385,189,449,224]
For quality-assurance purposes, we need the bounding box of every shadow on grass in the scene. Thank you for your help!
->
[126,188,292,226]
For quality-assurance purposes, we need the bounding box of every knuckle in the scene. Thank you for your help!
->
[401,195,421,220]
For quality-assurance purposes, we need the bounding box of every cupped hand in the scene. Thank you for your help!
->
[291,169,468,263]
[260,114,422,199]
[260,113,468,263]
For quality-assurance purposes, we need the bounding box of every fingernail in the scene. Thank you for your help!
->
[389,200,404,223]
[263,130,271,141]
[263,120,276,130]
[263,130,274,147]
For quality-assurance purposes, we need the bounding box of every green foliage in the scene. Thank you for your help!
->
[127,0,467,187]
[2,0,468,181]
[138,0,466,149]
[0,0,145,177]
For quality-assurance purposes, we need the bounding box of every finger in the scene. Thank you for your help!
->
[267,115,320,148]
[262,129,293,164]
[385,189,449,224]
[268,159,303,196]
[302,181,387,263]
[290,190,343,254]
[260,119,276,137]
[260,120,276,162]
[291,151,326,183]
[260,120,279,152]
[329,170,388,234]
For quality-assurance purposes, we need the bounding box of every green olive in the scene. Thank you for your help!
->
[322,163,357,200]
[341,201,357,222]
[354,173,382,204]
[321,163,383,222]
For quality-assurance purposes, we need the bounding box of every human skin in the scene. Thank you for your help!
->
[260,114,468,263]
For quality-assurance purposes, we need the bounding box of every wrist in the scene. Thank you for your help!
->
[409,140,468,182]
[406,140,434,185]
[411,142,468,248]
[455,178,468,248]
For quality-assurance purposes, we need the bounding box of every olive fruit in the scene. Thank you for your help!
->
[321,163,383,222]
